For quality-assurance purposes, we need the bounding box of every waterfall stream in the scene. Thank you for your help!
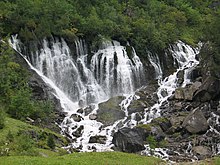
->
[9,36,201,156]
[9,35,145,152]
[142,41,200,123]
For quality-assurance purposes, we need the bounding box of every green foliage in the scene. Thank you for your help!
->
[146,135,167,149]
[0,109,5,129]
[8,88,34,120]
[146,135,157,149]
[6,131,14,143]
[13,133,38,156]
[0,117,68,157]
[47,135,55,150]
[0,0,217,54]
[0,42,54,124]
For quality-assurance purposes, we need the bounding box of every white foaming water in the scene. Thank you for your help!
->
[147,52,163,80]
[90,42,144,96]
[31,38,106,106]
[9,35,145,152]
[142,41,200,123]
[9,35,79,113]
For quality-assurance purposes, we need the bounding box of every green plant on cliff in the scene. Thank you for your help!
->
[0,0,217,55]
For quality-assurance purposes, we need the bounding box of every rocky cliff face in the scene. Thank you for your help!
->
[12,50,64,133]
[112,43,220,161]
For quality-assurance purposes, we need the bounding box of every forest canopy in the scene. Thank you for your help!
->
[0,0,219,53]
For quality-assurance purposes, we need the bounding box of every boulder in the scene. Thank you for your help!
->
[192,146,212,160]
[193,76,220,102]
[97,96,125,126]
[174,81,201,101]
[184,81,202,100]
[127,100,146,115]
[70,114,83,122]
[84,104,96,116]
[182,108,209,134]
[89,114,97,120]
[151,117,171,133]
[177,70,184,85]
[174,88,185,100]
[112,127,146,153]
[174,102,182,110]
[72,125,84,137]
[89,135,107,144]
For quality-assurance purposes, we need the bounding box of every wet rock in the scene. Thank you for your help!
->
[135,83,158,107]
[190,67,202,81]
[89,135,107,144]
[97,96,125,126]
[174,102,182,110]
[112,127,146,153]
[89,114,97,120]
[128,100,146,115]
[174,81,201,101]
[177,70,184,85]
[167,114,187,134]
[193,76,220,102]
[150,125,165,141]
[84,104,96,116]
[192,146,212,160]
[70,114,83,122]
[182,108,209,134]
[77,108,83,114]
[152,117,171,133]
[185,81,202,100]
[174,88,185,100]
[72,125,84,137]
[133,113,142,122]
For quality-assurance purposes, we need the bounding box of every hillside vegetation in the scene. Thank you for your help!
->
[0,0,219,54]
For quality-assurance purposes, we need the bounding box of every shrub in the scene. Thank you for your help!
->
[0,109,5,129]
[14,133,38,156]
[47,134,55,150]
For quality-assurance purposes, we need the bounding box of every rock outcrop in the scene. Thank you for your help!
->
[182,108,209,134]
[97,96,125,126]
[112,127,147,152]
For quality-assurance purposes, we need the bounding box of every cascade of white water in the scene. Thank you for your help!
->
[90,42,144,96]
[142,41,200,123]
[9,35,145,152]
[9,35,79,114]
[31,38,106,106]
[147,52,163,80]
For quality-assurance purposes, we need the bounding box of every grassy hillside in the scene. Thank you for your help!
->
[0,117,163,165]
[0,152,162,165]
[0,116,68,156]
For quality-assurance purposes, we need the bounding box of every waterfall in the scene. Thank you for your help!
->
[147,52,163,80]
[30,38,106,106]
[9,35,145,152]
[9,35,201,156]
[91,42,144,96]
[28,37,145,106]
[142,41,200,122]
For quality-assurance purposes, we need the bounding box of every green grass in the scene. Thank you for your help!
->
[0,117,67,145]
[0,152,162,165]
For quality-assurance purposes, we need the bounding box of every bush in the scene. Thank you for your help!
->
[47,134,55,150]
[0,109,5,129]
[6,130,14,143]
[14,133,38,156]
